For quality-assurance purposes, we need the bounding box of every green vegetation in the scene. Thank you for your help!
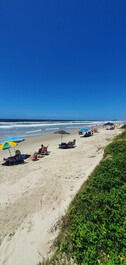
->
[40,129,126,265]
[121,124,126,129]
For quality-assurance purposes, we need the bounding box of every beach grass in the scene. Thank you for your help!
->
[40,127,126,265]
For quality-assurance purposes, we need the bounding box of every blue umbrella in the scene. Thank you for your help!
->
[2,137,25,143]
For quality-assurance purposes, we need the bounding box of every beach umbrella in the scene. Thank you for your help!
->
[0,142,17,156]
[3,137,25,143]
[54,130,70,143]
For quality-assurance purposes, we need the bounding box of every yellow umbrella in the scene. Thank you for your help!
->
[0,142,17,156]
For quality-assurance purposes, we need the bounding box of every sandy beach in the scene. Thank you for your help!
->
[0,127,121,265]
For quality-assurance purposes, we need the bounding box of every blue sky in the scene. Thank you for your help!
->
[0,0,126,120]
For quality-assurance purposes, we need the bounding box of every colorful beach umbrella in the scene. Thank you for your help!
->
[0,142,17,155]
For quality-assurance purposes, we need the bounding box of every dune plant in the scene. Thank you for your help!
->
[39,129,126,265]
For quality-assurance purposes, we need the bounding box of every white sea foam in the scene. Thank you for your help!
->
[26,129,42,134]
[23,133,43,137]
[0,121,105,129]
[66,126,87,129]
[45,127,59,131]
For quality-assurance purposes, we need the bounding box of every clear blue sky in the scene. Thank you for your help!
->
[0,0,126,120]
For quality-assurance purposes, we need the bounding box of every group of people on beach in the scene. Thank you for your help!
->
[2,144,49,166]
[2,137,77,166]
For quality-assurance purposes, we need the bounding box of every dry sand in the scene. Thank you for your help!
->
[0,127,121,265]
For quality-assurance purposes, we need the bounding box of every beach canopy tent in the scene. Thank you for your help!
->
[2,137,25,143]
[79,128,90,135]
[54,130,70,143]
[79,128,89,133]
[0,142,17,156]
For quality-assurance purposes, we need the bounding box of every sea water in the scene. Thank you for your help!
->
[0,119,117,141]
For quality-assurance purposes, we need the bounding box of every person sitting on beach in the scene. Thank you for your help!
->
[43,146,49,155]
[59,139,76,149]
[72,139,76,145]
[67,139,76,147]
[4,150,21,162]
[32,152,38,161]
[3,150,23,165]
[38,144,49,155]
[38,144,44,154]
[14,150,21,160]
[3,150,31,166]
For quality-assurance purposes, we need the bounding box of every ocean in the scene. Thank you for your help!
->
[0,119,117,141]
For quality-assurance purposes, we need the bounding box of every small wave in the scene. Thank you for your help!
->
[0,122,93,129]
[23,133,41,138]
[45,127,59,131]
[0,120,113,130]
[26,129,42,134]
[66,126,87,129]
